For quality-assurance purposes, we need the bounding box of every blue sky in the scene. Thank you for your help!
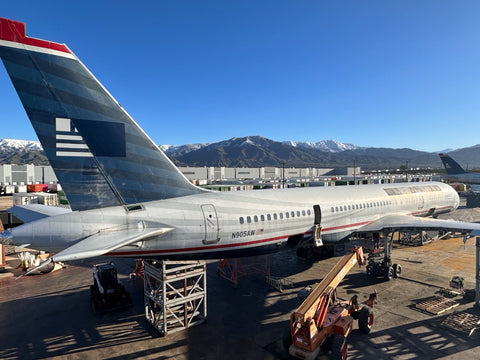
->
[1,1,479,152]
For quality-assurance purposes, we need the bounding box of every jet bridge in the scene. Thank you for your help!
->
[144,260,207,335]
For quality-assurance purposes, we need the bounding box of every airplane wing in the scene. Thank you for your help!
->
[24,222,173,276]
[9,204,72,223]
[358,214,480,235]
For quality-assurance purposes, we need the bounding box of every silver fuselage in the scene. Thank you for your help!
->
[11,181,459,259]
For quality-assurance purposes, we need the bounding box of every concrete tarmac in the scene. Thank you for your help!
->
[1,209,480,359]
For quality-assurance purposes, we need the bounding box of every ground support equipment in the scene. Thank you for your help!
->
[364,232,402,281]
[144,260,207,336]
[90,262,132,313]
[286,247,376,360]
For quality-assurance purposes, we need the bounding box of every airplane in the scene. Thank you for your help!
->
[1,17,480,274]
[439,153,480,185]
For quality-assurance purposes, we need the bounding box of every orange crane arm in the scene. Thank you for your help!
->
[291,247,365,337]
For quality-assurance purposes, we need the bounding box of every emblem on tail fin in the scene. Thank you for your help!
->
[55,118,93,158]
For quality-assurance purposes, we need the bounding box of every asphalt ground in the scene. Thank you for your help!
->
[0,200,480,359]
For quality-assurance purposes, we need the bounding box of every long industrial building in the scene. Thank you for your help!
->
[0,164,361,186]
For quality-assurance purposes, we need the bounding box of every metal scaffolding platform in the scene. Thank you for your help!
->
[217,256,270,288]
[144,260,207,335]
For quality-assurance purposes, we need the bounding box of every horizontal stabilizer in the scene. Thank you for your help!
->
[24,222,173,276]
[9,204,72,223]
[358,214,480,233]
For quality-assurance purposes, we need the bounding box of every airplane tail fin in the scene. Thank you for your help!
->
[439,153,466,175]
[0,18,204,211]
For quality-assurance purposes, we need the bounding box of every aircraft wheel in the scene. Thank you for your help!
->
[330,334,347,360]
[358,306,374,334]
[282,324,292,353]
[91,296,102,313]
[385,265,394,281]
[366,264,373,276]
[393,263,402,278]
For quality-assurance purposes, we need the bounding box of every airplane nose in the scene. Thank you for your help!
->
[0,228,13,244]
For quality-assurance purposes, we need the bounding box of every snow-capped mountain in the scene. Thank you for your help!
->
[161,143,211,157]
[284,139,361,152]
[0,139,42,152]
[163,137,360,158]
[4,136,479,169]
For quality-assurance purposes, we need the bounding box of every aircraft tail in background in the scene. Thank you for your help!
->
[439,153,466,175]
[0,18,204,211]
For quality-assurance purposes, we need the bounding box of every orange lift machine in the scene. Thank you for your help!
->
[287,247,376,360]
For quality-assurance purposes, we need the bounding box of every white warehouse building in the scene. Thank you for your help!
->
[0,164,351,187]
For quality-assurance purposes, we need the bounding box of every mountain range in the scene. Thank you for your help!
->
[1,137,480,170]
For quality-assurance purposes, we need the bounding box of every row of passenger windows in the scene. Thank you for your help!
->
[330,193,440,213]
[239,209,312,224]
[331,200,393,213]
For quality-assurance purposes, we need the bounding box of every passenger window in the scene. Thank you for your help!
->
[297,211,300,217]
[291,211,295,218]
[307,210,311,216]
[254,215,258,222]
[279,213,283,219]
[286,212,290,218]
[261,215,265,221]
[239,217,244,224]
[267,214,271,221]
[331,207,335,213]
[302,210,306,216]
[274,213,278,220]
[247,216,251,223]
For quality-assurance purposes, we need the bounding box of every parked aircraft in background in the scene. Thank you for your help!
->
[1,18,480,274]
[439,153,480,185]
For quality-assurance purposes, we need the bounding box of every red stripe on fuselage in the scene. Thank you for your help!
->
[107,234,290,256]
[107,206,455,257]
[0,18,70,54]
[107,221,369,257]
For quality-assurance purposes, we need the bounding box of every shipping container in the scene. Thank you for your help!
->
[47,183,62,192]
[13,192,38,205]
[34,192,59,206]
[27,184,47,192]
[15,184,27,193]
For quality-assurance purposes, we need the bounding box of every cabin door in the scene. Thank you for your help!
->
[201,204,220,244]
[313,205,323,246]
